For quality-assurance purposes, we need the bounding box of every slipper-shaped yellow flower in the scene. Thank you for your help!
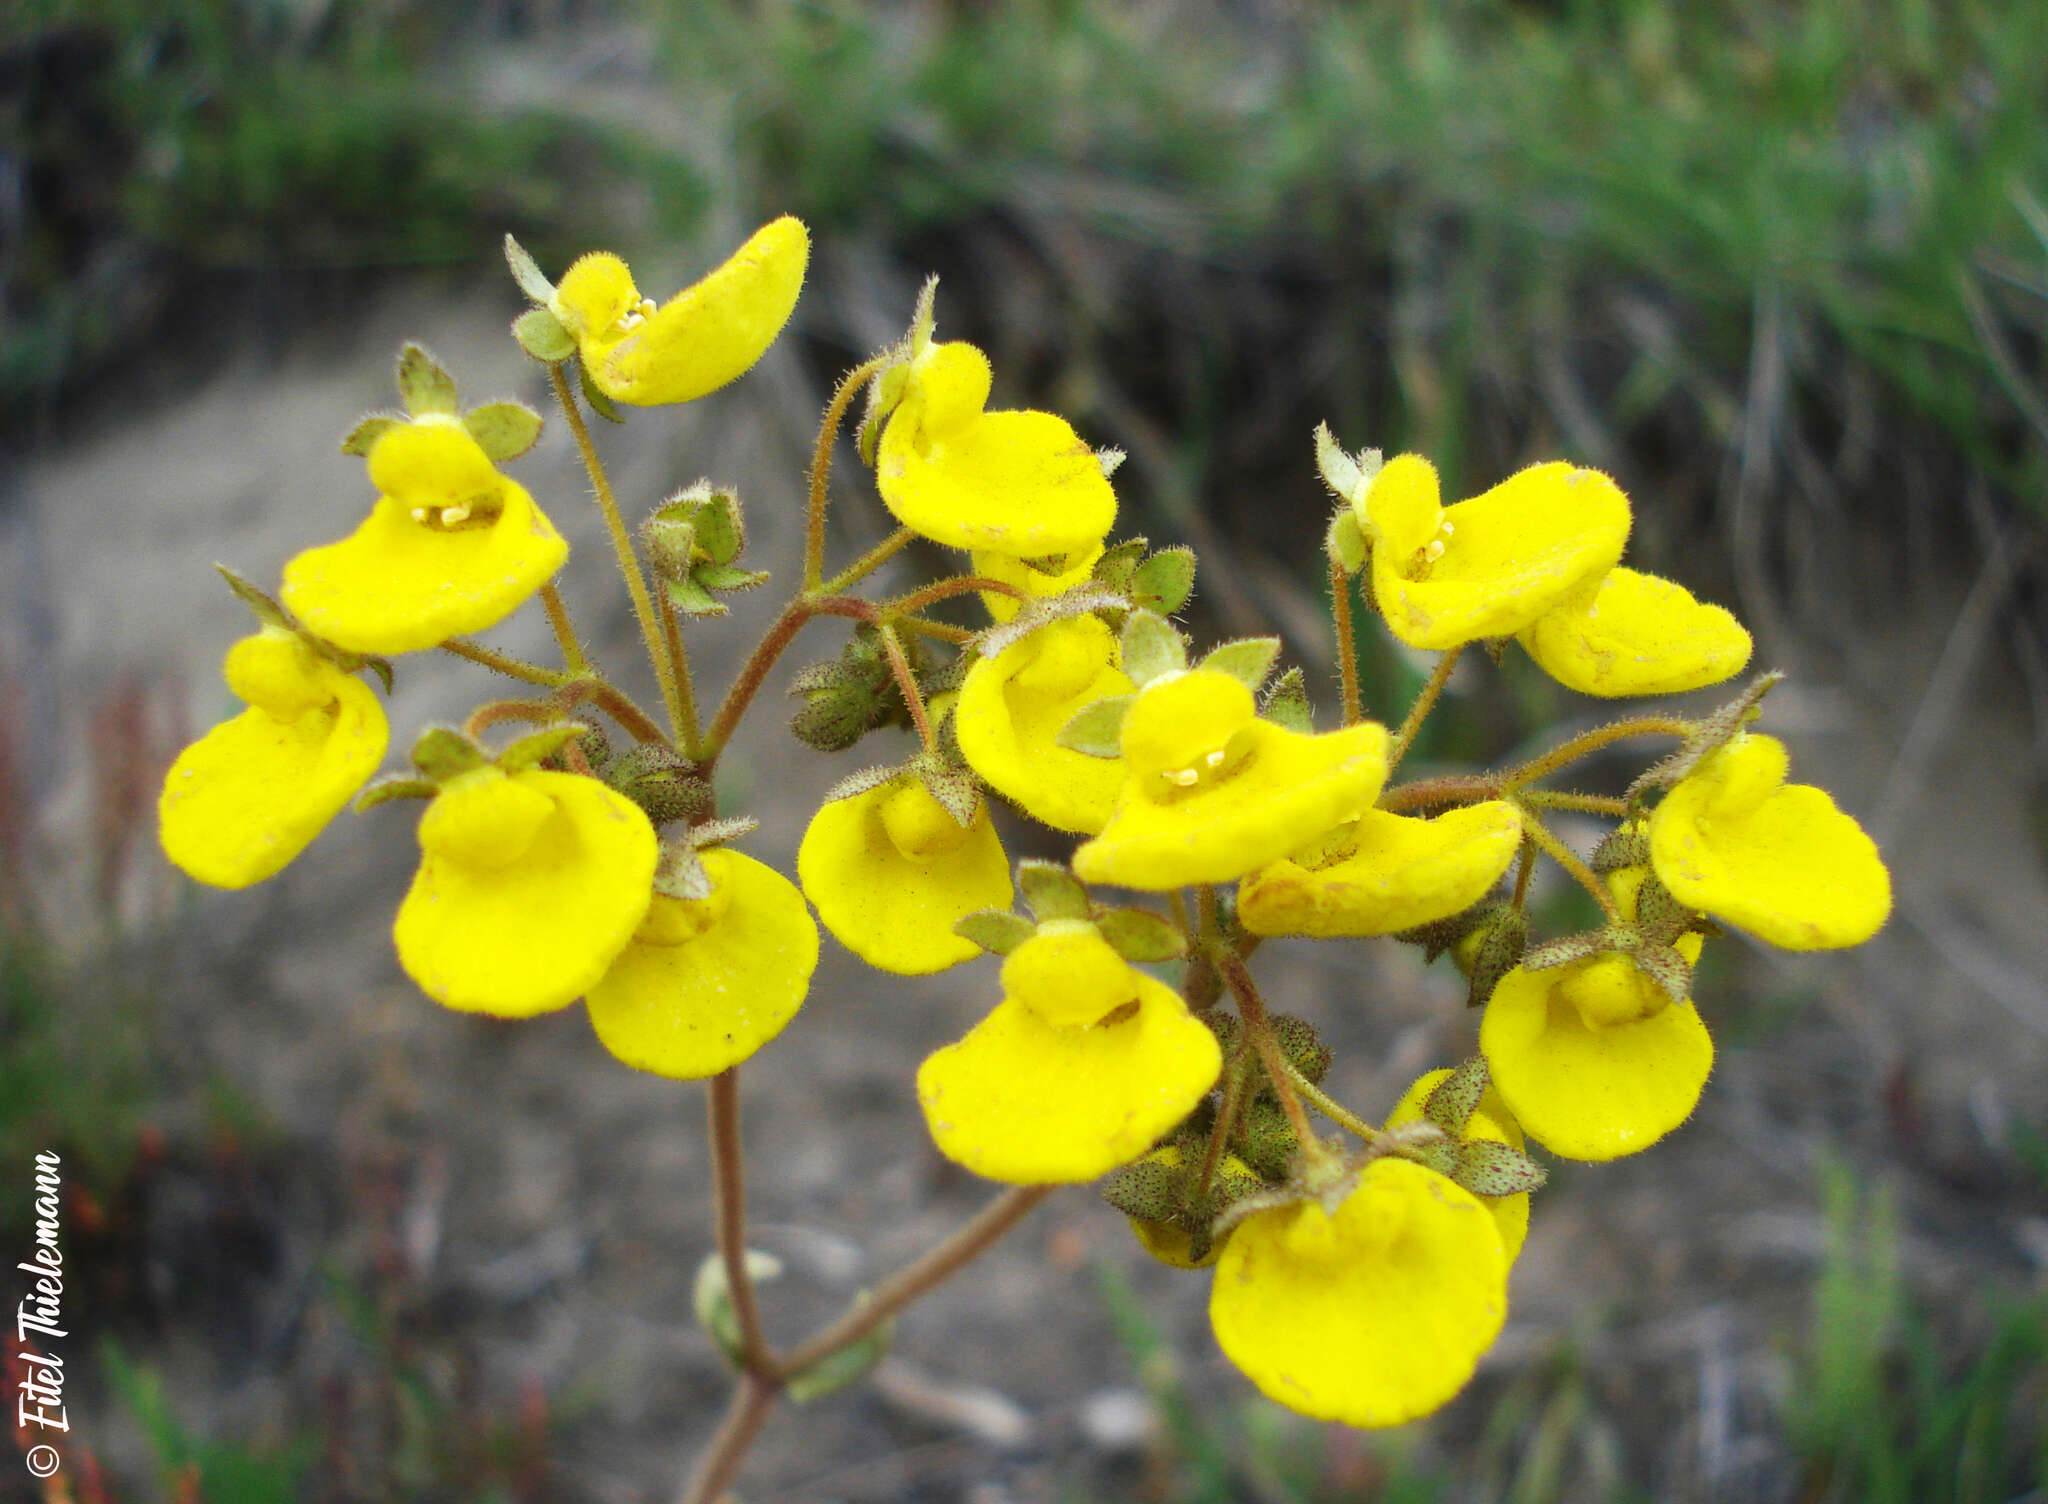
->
[1385,1070,1532,1263]
[957,615,1134,834]
[877,340,1116,558]
[971,543,1103,623]
[917,922,1221,1182]
[159,628,387,889]
[1239,802,1523,937]
[1519,567,1751,697]
[550,217,809,406]
[1360,454,1630,650]
[586,849,819,1079]
[797,776,1012,975]
[1648,732,1890,950]
[282,420,567,655]
[1479,951,1712,1162]
[1073,668,1389,890]
[395,766,657,1017]
[1210,1157,1507,1427]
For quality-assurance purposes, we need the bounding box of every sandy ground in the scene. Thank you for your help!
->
[4,273,2046,1503]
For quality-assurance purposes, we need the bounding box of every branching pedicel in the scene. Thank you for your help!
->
[156,217,1894,1496]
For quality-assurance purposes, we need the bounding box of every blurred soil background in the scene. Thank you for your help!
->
[4,1,2048,1500]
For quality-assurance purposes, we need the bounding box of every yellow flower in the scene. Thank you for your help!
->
[916,922,1221,1182]
[956,615,1134,834]
[282,420,567,655]
[1238,801,1523,937]
[797,776,1012,974]
[1518,567,1751,697]
[1649,732,1890,950]
[159,628,387,889]
[1209,1158,1507,1427]
[1359,454,1630,649]
[971,542,1104,622]
[585,850,819,1079]
[876,340,1116,558]
[1120,1145,1263,1270]
[395,766,657,1017]
[550,217,809,406]
[1385,1070,1531,1263]
[1072,668,1389,890]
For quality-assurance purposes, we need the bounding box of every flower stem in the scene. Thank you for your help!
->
[440,638,567,688]
[1511,838,1537,911]
[538,581,589,674]
[1378,773,1500,814]
[655,588,703,759]
[707,1069,770,1374]
[1329,558,1362,726]
[1386,644,1464,777]
[885,574,1027,617]
[549,362,692,745]
[1517,806,1621,922]
[1284,1062,1382,1144]
[893,615,974,645]
[678,1372,776,1504]
[772,1185,1054,1380]
[1218,955,1319,1151]
[877,621,934,751]
[805,356,891,592]
[1194,1046,1251,1203]
[556,676,671,747]
[1501,714,1693,792]
[1522,788,1632,817]
[819,526,915,597]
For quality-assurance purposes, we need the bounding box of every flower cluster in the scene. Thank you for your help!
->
[157,217,1890,1465]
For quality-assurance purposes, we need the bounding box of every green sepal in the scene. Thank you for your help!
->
[691,1249,782,1369]
[1090,537,1149,596]
[359,656,396,696]
[1056,696,1132,758]
[215,565,290,630]
[354,776,439,812]
[607,743,715,826]
[820,765,898,806]
[1017,860,1089,921]
[916,760,981,828]
[695,563,770,592]
[410,726,487,780]
[1465,906,1529,1008]
[462,401,543,461]
[1590,826,1651,873]
[689,815,760,849]
[340,413,404,457]
[396,343,459,417]
[1094,907,1186,962]
[513,307,576,363]
[1199,637,1281,693]
[787,1318,894,1404]
[1627,672,1782,801]
[1313,422,1381,509]
[791,676,883,753]
[498,721,592,773]
[1119,610,1186,687]
[666,573,725,618]
[1422,1055,1489,1135]
[857,360,913,468]
[976,586,1130,660]
[1325,507,1369,575]
[693,489,745,563]
[1099,1157,1183,1222]
[1095,446,1127,479]
[1518,929,1606,973]
[1453,1140,1547,1197]
[654,841,714,902]
[1632,872,1696,947]
[955,910,1036,956]
[1131,546,1196,615]
[580,364,625,423]
[503,233,556,305]
[1269,1014,1331,1084]
[644,515,697,583]
[1632,943,1695,1006]
[1260,667,1313,733]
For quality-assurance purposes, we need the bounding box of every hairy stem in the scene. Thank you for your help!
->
[538,581,589,674]
[1285,1062,1382,1143]
[549,362,691,743]
[1378,773,1500,814]
[1218,956,1318,1150]
[1521,788,1632,816]
[1518,807,1621,922]
[440,638,567,688]
[1511,838,1536,911]
[1329,558,1362,726]
[556,676,670,747]
[773,1185,1054,1379]
[1501,714,1693,792]
[708,1069,770,1373]
[877,621,933,750]
[819,526,915,597]
[805,356,891,592]
[655,589,703,759]
[886,574,1028,616]
[1386,644,1463,776]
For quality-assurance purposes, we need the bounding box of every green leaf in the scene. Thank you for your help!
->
[1131,546,1196,615]
[1423,1055,1490,1134]
[354,776,438,812]
[787,1319,894,1404]
[462,401,543,461]
[513,307,576,363]
[954,910,1036,955]
[396,342,459,416]
[1017,860,1090,921]
[503,233,555,304]
[1057,696,1132,758]
[581,364,625,423]
[410,726,486,780]
[1200,636,1281,692]
[1119,610,1185,686]
[1453,1140,1548,1197]
[1261,666,1313,732]
[339,412,403,457]
[691,1249,782,1368]
[1095,907,1187,962]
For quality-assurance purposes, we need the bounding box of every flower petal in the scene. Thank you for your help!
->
[1519,567,1751,697]
[586,850,819,1078]
[957,615,1133,834]
[879,408,1116,557]
[916,973,1220,1183]
[395,770,656,1017]
[1385,1069,1530,1262]
[1239,802,1523,937]
[971,543,1103,623]
[1210,1158,1506,1427]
